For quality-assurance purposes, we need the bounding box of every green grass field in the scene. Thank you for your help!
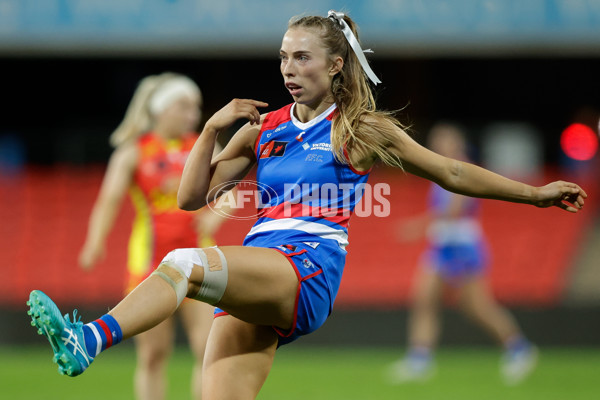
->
[2,345,598,399]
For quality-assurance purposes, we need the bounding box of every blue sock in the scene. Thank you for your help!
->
[408,346,433,363]
[82,314,123,357]
[505,335,530,355]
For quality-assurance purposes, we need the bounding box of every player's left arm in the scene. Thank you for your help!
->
[387,127,587,213]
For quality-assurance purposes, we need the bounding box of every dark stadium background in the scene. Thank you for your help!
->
[3,56,600,166]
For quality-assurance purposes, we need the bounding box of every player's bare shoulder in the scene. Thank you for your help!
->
[109,139,140,171]
[239,112,269,153]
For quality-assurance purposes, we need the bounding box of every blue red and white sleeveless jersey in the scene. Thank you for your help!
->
[217,103,372,343]
[426,183,483,246]
[428,182,480,218]
[244,103,370,250]
[424,183,488,281]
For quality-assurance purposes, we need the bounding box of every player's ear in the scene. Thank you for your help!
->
[329,56,343,76]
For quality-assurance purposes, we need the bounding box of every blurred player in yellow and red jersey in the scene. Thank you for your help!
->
[79,72,226,400]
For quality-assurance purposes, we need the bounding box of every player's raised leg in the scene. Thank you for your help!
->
[28,245,297,377]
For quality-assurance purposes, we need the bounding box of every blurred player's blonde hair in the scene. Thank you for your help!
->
[288,13,406,168]
[109,72,201,147]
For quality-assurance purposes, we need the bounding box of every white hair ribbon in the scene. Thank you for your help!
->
[149,77,200,116]
[328,10,381,86]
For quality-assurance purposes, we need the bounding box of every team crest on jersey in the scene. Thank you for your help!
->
[260,140,288,159]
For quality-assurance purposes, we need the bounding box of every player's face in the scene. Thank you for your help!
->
[159,95,201,135]
[429,127,466,159]
[280,28,336,106]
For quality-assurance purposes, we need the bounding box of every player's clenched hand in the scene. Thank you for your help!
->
[78,243,105,271]
[533,181,587,212]
[204,98,269,132]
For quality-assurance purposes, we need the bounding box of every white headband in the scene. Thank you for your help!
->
[149,78,200,116]
[328,10,381,86]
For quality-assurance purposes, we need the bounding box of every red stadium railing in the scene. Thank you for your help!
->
[0,165,596,308]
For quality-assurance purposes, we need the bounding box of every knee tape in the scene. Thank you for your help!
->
[153,247,228,306]
[152,248,199,307]
[192,247,228,305]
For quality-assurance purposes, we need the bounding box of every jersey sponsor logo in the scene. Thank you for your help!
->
[274,124,288,133]
[260,140,288,159]
[302,258,315,269]
[310,143,331,151]
[303,241,321,249]
[149,188,180,212]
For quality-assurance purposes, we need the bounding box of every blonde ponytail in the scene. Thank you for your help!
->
[288,12,406,169]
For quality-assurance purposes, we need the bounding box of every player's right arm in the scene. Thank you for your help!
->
[178,99,269,211]
[79,143,138,270]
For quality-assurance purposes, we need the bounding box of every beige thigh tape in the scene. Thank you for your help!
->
[193,247,228,305]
